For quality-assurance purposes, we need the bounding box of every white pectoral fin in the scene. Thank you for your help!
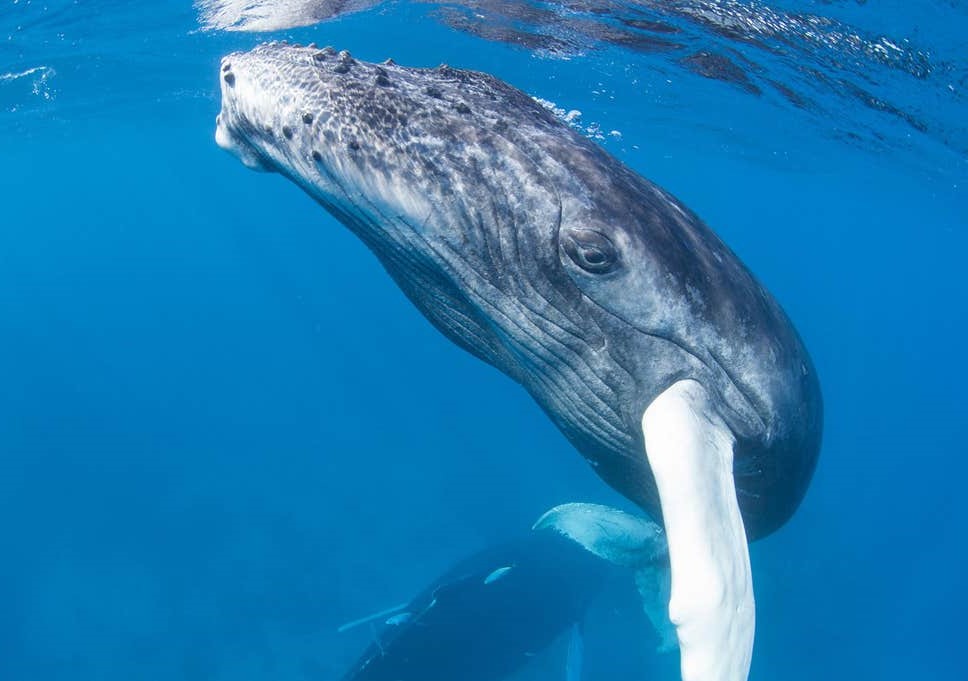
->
[642,380,754,681]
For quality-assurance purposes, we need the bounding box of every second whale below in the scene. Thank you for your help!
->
[339,503,671,681]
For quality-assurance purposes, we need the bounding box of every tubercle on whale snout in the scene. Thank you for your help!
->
[217,40,505,97]
[215,43,382,162]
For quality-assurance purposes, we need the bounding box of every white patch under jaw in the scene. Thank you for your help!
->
[642,379,755,681]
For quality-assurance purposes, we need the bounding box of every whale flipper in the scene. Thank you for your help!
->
[337,602,411,634]
[642,379,754,681]
[533,503,666,568]
[533,503,675,651]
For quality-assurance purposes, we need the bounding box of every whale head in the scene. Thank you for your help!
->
[215,43,821,539]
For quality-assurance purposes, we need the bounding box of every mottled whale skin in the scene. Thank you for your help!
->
[214,43,821,541]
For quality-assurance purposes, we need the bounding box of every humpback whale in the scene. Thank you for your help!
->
[340,528,606,681]
[215,43,822,681]
[339,504,668,681]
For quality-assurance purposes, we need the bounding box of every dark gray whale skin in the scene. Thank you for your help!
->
[215,43,822,539]
[342,530,609,681]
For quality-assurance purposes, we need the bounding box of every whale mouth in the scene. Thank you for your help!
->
[215,114,270,171]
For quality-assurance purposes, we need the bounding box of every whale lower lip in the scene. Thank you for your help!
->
[215,119,269,171]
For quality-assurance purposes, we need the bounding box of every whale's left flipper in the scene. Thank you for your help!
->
[642,379,754,681]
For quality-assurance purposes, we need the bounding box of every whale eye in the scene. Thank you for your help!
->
[562,229,619,274]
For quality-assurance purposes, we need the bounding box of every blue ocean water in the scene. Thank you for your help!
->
[1,1,965,680]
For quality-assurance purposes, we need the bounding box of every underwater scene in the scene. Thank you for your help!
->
[1,1,965,680]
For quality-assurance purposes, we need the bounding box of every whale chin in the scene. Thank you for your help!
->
[215,114,271,172]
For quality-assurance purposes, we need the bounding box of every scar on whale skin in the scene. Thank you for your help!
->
[214,43,822,681]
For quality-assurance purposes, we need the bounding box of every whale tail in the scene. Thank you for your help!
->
[533,502,676,652]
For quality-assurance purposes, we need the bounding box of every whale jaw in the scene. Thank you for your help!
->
[215,112,270,171]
